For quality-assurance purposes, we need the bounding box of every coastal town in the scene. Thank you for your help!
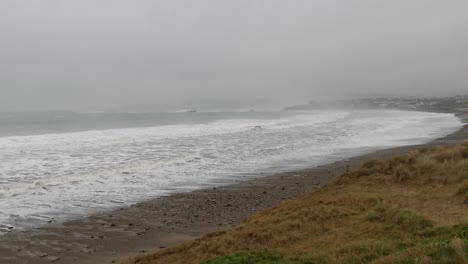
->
[287,95,468,113]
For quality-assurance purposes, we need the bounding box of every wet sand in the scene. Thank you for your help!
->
[1,112,467,264]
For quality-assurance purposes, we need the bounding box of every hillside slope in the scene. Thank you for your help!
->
[125,142,468,264]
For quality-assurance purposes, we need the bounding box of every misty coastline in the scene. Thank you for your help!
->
[0,107,466,264]
[0,108,462,231]
[2,1,468,262]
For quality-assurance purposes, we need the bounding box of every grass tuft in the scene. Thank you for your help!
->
[451,238,468,264]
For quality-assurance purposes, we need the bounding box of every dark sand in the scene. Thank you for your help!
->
[1,112,467,264]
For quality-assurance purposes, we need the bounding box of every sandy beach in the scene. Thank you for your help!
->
[0,112,467,264]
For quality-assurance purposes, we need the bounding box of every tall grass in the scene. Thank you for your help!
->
[353,141,468,184]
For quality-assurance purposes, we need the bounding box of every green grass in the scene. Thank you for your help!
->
[202,251,287,264]
[202,251,329,264]
[199,227,468,264]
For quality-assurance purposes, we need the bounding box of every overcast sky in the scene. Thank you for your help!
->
[1,0,467,111]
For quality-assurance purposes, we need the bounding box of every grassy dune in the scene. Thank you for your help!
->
[125,142,468,264]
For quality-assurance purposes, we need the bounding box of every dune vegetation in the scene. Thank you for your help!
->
[125,142,468,264]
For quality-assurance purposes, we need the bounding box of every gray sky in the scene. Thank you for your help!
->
[1,0,467,111]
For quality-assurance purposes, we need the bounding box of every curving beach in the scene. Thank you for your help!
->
[2,2,468,263]
[0,111,466,264]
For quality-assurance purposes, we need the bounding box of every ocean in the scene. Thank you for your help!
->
[0,109,462,233]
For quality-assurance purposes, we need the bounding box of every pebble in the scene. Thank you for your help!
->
[48,256,60,262]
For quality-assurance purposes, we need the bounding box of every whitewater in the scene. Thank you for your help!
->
[0,110,463,232]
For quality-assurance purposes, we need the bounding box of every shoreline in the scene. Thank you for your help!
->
[0,111,466,264]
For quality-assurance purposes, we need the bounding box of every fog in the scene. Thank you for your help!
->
[1,0,467,112]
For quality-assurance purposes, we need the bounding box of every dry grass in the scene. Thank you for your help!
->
[124,142,468,264]
[350,140,468,184]
[451,238,468,264]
